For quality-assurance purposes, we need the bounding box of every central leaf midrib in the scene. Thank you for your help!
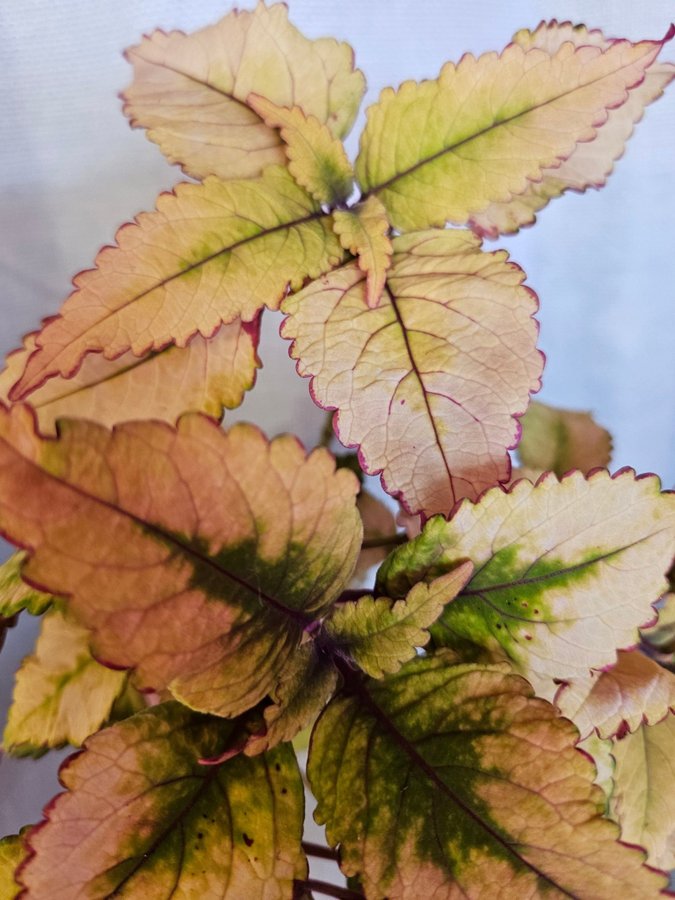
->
[2,436,310,627]
[364,43,653,198]
[353,673,577,897]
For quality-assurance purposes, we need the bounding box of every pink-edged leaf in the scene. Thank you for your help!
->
[377,470,675,697]
[19,703,306,898]
[122,2,365,181]
[11,167,342,402]
[247,94,355,206]
[470,22,675,237]
[556,649,675,740]
[356,27,673,231]
[282,228,542,518]
[332,195,393,307]
[0,319,260,432]
[0,405,361,717]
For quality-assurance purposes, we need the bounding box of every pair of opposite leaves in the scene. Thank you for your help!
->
[2,6,674,519]
[0,399,674,896]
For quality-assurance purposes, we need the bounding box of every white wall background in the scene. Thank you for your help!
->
[1,0,674,862]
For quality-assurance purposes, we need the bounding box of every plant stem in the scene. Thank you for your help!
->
[319,410,335,448]
[296,878,364,899]
[302,840,339,861]
[361,532,408,550]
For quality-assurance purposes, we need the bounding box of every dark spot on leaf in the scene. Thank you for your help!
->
[197,832,203,839]
[243,833,254,847]
[274,763,281,772]
[524,633,532,641]
[495,623,502,630]
[281,787,287,795]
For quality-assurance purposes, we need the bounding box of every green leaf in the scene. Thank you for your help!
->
[248,95,355,206]
[123,1,365,181]
[3,607,130,756]
[518,400,612,477]
[20,703,306,898]
[282,229,542,517]
[308,652,666,897]
[11,167,343,403]
[324,564,472,678]
[376,470,675,696]
[0,552,53,617]
[0,831,27,900]
[356,32,671,231]
[0,406,362,717]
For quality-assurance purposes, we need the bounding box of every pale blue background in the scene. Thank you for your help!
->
[1,0,673,867]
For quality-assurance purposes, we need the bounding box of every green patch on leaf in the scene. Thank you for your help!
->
[0,830,28,900]
[21,703,307,898]
[308,652,665,897]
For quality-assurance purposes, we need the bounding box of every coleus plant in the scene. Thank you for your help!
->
[0,3,674,897]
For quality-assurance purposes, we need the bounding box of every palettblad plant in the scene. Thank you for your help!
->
[0,4,674,898]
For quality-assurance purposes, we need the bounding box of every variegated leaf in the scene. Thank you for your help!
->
[376,471,675,696]
[123,2,365,180]
[308,653,666,898]
[0,405,361,717]
[11,168,343,402]
[0,831,26,900]
[248,95,354,206]
[325,565,472,678]
[244,642,338,756]
[517,399,612,476]
[470,23,675,236]
[0,320,260,432]
[19,703,306,898]
[611,713,675,871]
[3,607,130,756]
[0,552,52,617]
[556,649,675,740]
[356,30,672,231]
[333,195,393,307]
[282,229,542,518]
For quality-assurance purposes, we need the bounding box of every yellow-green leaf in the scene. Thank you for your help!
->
[19,703,306,898]
[517,399,612,476]
[556,649,675,740]
[356,32,670,231]
[0,405,361,717]
[333,196,393,307]
[377,470,675,697]
[0,552,52,617]
[0,831,27,900]
[282,229,542,518]
[0,319,260,432]
[248,95,354,206]
[579,732,615,805]
[611,713,675,871]
[471,23,675,236]
[308,653,666,898]
[11,167,343,402]
[3,607,130,756]
[123,1,365,181]
[244,642,338,756]
[325,565,472,678]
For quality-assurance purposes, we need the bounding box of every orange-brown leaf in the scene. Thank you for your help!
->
[0,406,361,717]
